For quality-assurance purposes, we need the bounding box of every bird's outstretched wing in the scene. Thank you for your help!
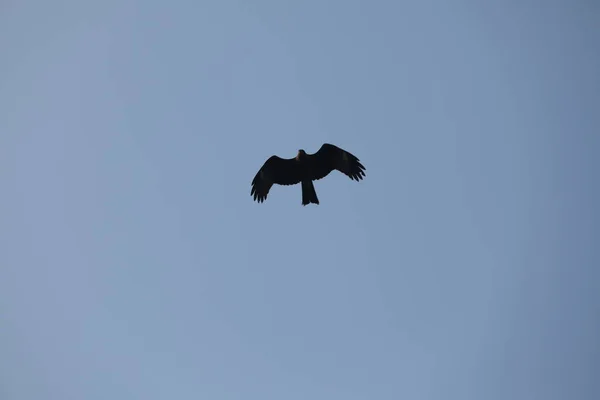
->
[251,155,302,203]
[308,143,366,181]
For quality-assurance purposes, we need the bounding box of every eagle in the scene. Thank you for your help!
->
[250,143,366,205]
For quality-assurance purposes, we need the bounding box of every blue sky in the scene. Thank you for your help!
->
[1,1,599,399]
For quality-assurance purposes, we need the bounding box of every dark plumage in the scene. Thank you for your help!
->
[250,143,366,205]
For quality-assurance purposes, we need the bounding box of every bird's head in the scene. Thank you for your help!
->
[296,149,307,160]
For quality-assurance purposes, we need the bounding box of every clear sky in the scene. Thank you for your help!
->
[1,1,599,399]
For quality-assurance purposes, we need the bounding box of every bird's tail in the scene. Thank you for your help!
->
[301,180,319,206]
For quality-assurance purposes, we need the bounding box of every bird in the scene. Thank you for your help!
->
[250,143,366,205]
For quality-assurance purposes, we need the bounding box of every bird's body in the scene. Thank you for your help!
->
[251,143,366,205]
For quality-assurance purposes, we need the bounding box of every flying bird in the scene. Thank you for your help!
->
[250,143,366,205]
